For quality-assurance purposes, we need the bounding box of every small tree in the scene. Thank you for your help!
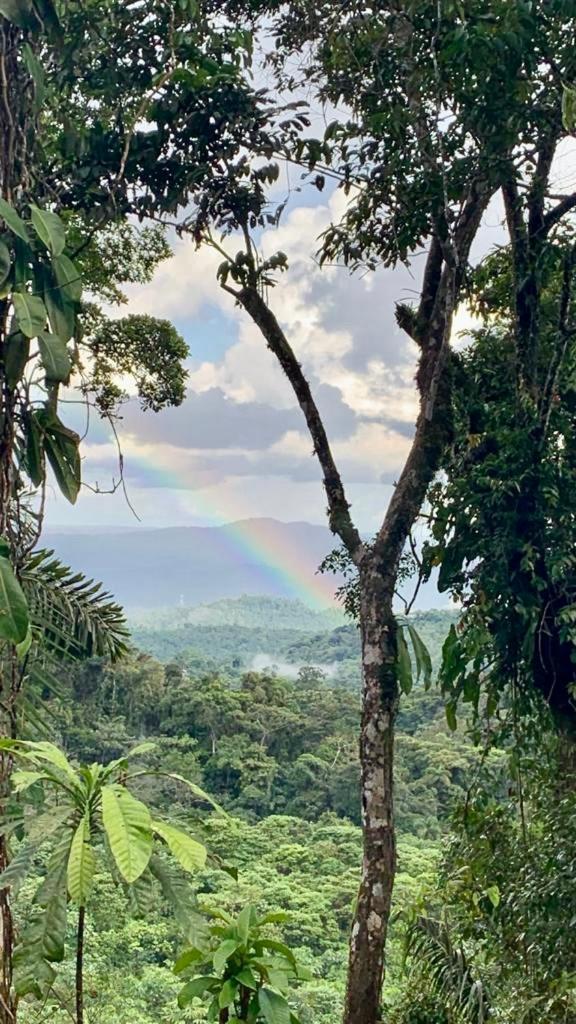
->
[0,739,215,1024]
[176,904,309,1024]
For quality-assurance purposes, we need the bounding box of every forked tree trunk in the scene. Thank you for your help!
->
[225,192,485,1024]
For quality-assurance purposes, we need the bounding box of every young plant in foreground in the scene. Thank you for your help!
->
[176,904,310,1024]
[0,740,216,1024]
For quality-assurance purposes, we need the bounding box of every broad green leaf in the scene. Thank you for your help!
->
[129,867,156,918]
[160,773,226,815]
[0,841,38,893]
[38,330,71,382]
[0,240,10,285]
[12,291,47,338]
[39,412,81,504]
[213,939,239,974]
[11,770,44,793]
[4,327,30,388]
[26,805,74,842]
[259,911,289,925]
[0,551,30,644]
[67,814,96,904]
[24,412,44,487]
[259,988,291,1024]
[101,784,152,883]
[0,198,29,242]
[486,884,500,908]
[148,855,208,943]
[235,967,258,990]
[236,904,252,944]
[396,627,413,695]
[31,839,70,962]
[53,253,82,302]
[127,741,157,758]
[23,43,46,109]
[219,978,239,1009]
[178,976,218,1007]
[22,741,78,779]
[43,278,75,341]
[260,939,297,967]
[30,206,66,257]
[152,820,206,873]
[173,947,205,974]
[406,623,433,689]
[445,701,458,732]
[13,944,55,999]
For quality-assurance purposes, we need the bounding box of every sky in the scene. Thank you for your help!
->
[45,179,504,536]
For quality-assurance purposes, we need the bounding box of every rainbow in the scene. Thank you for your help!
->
[120,448,338,609]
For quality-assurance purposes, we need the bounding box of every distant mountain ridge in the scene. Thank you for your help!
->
[44,518,342,609]
[44,517,450,610]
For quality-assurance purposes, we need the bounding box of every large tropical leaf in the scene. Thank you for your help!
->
[67,813,96,904]
[0,548,29,644]
[148,854,208,944]
[101,784,152,883]
[259,988,291,1024]
[0,197,30,242]
[12,292,47,339]
[0,841,39,895]
[38,330,72,382]
[152,820,207,873]
[30,205,66,257]
[12,841,69,999]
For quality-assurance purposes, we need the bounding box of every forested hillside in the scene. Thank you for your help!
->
[17,604,470,1023]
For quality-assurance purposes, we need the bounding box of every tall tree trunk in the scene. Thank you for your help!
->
[345,578,398,1024]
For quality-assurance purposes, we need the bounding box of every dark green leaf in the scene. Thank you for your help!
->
[12,292,47,338]
[23,412,45,487]
[178,975,218,1007]
[0,550,30,644]
[30,206,66,257]
[43,274,76,341]
[38,330,72,382]
[22,44,46,109]
[396,627,413,695]
[0,198,29,243]
[4,329,30,388]
[213,938,239,974]
[259,988,291,1024]
[0,841,38,894]
[37,410,81,504]
[406,623,433,689]
[219,977,239,1009]
[52,253,82,302]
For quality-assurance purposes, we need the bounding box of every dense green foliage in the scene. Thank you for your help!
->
[5,602,458,1022]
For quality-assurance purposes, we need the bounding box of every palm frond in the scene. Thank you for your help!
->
[406,915,491,1023]
[21,549,129,662]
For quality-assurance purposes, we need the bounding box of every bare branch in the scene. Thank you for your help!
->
[236,285,363,559]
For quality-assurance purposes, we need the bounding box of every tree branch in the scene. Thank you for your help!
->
[543,191,576,234]
[236,285,363,559]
